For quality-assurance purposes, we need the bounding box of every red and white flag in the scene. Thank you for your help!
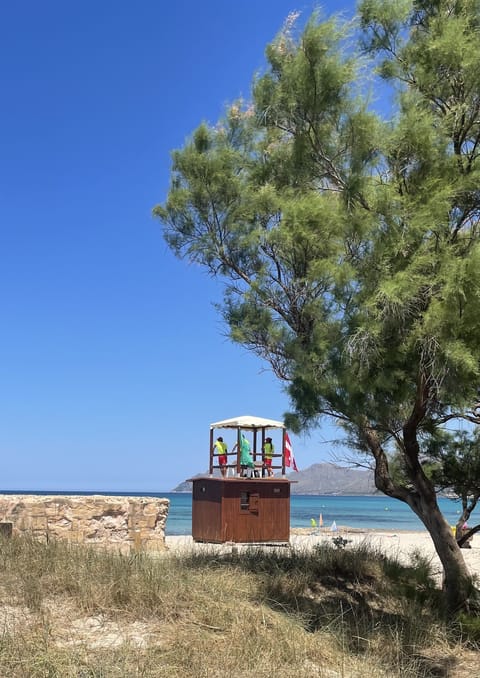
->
[284,431,298,472]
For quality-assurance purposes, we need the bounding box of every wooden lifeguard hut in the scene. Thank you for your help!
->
[189,415,292,543]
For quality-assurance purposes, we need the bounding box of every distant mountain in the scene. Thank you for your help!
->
[288,463,377,495]
[172,473,206,493]
[171,463,377,495]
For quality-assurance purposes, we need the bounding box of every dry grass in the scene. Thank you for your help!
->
[0,534,478,677]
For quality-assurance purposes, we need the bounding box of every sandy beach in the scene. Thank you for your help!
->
[165,529,480,582]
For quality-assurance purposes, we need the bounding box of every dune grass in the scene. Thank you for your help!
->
[0,534,478,677]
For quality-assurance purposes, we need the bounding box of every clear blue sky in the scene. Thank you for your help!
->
[0,1,356,492]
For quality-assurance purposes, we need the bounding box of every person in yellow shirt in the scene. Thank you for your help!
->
[262,437,274,477]
[213,436,228,477]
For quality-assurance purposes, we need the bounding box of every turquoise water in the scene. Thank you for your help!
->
[2,490,473,535]
[162,493,476,535]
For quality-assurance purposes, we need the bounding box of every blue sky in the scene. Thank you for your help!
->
[0,1,356,492]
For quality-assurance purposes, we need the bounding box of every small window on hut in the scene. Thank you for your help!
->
[240,491,249,510]
[240,492,259,513]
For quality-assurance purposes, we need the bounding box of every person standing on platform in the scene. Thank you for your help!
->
[262,437,275,477]
[213,436,228,477]
[233,433,255,477]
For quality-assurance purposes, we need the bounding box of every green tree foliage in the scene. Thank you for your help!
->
[154,3,480,612]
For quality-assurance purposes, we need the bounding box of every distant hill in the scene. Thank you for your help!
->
[171,463,377,495]
[288,463,376,495]
[172,473,206,493]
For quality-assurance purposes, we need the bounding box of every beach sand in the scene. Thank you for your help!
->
[165,529,480,582]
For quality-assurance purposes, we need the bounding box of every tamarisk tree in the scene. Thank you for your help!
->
[155,1,480,612]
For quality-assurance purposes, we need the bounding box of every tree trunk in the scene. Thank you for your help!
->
[457,523,480,548]
[407,492,476,613]
[399,382,477,612]
[364,422,476,613]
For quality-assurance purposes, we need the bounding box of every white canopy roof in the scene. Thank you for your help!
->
[210,415,285,430]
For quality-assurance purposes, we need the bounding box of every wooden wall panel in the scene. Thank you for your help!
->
[191,478,290,543]
[191,480,223,542]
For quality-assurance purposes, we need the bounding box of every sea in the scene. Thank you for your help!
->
[161,493,478,535]
[1,490,475,535]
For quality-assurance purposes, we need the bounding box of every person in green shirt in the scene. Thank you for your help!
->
[233,433,255,477]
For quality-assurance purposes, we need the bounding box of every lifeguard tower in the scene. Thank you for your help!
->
[189,415,292,543]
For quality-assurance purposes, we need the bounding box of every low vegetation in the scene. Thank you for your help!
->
[0,534,479,677]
